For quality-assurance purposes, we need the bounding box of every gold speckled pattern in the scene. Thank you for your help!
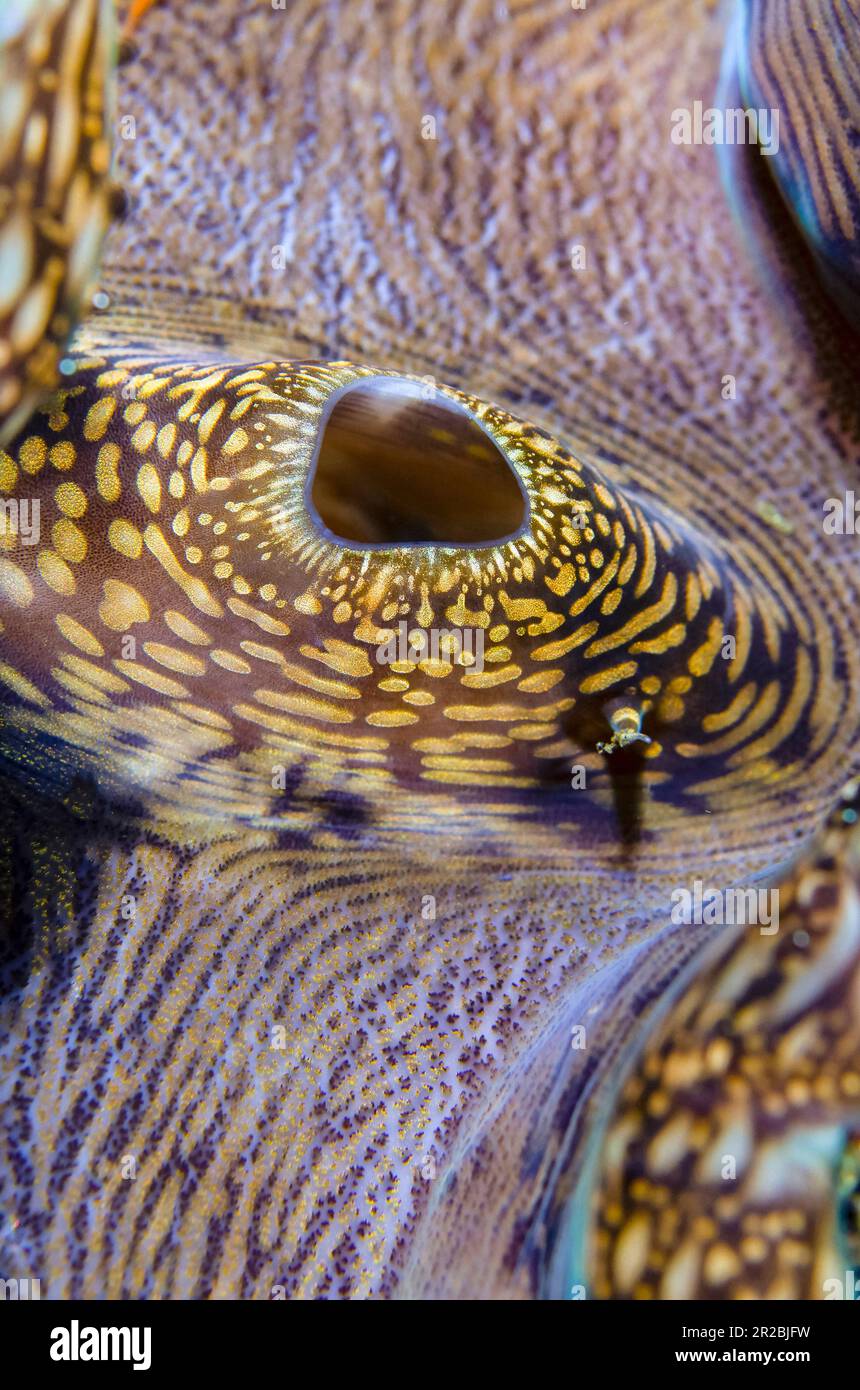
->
[583,781,860,1300]
[0,0,114,444]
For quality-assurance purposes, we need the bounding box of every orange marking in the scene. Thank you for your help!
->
[124,0,160,36]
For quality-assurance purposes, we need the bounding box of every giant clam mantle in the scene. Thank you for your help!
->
[0,0,858,1301]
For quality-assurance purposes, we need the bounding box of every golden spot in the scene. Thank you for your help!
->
[416,586,434,628]
[213,561,233,579]
[55,614,104,656]
[660,1239,701,1300]
[55,481,87,517]
[403,690,434,706]
[83,396,116,441]
[485,645,512,664]
[0,559,34,607]
[612,1213,652,1295]
[509,722,556,740]
[300,638,372,678]
[227,596,290,635]
[48,441,75,471]
[255,687,356,723]
[172,702,231,730]
[136,462,162,513]
[279,660,360,700]
[418,657,453,678]
[0,453,18,490]
[131,421,157,455]
[210,649,252,674]
[190,447,209,491]
[785,1077,810,1106]
[528,611,565,636]
[164,610,211,645]
[60,653,130,694]
[688,617,724,677]
[19,436,47,473]
[52,519,87,564]
[223,427,249,455]
[239,640,283,665]
[617,548,636,587]
[186,546,202,563]
[517,669,564,693]
[499,594,547,621]
[704,1244,741,1286]
[53,670,110,705]
[461,665,521,688]
[533,622,599,661]
[589,484,612,511]
[367,709,420,727]
[633,519,657,597]
[663,1050,703,1089]
[0,660,50,708]
[172,508,190,537]
[124,401,146,425]
[197,401,225,441]
[640,675,662,695]
[488,624,509,641]
[157,424,177,458]
[114,659,189,699]
[539,484,568,506]
[646,1112,693,1175]
[443,700,561,723]
[332,601,352,623]
[546,563,576,597]
[379,677,410,693]
[579,661,637,694]
[37,549,76,595]
[142,642,207,677]
[11,281,54,355]
[685,573,701,621]
[98,578,149,631]
[260,584,277,602]
[600,588,623,615]
[702,683,756,734]
[105,518,143,559]
[354,615,393,646]
[96,442,121,502]
[439,607,488,640]
[630,622,687,656]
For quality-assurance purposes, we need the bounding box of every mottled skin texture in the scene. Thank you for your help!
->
[581,781,860,1300]
[0,0,113,446]
[0,0,859,1298]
